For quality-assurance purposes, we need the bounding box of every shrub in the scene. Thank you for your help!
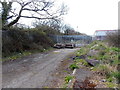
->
[2,30,30,57]
[106,31,120,48]
[2,30,54,57]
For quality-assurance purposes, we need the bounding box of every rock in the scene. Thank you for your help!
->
[86,59,100,66]
[87,50,99,57]
[78,55,86,59]
[71,56,77,60]
[72,55,86,60]
[90,67,94,70]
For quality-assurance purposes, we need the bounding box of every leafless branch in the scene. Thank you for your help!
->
[21,15,57,20]
[2,0,67,28]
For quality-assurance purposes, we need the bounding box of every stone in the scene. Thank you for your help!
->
[86,59,100,66]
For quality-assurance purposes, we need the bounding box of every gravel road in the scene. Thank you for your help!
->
[2,48,79,88]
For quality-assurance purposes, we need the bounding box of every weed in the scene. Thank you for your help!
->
[92,64,112,77]
[107,77,114,82]
[105,82,117,88]
[74,58,80,63]
[79,59,88,66]
[2,48,52,62]
[65,75,74,84]
[62,83,68,88]
[76,52,81,56]
[99,50,106,56]
[101,54,108,60]
[69,63,79,70]
[74,41,119,88]
[118,54,120,60]
[111,72,120,82]
[112,59,120,65]
[77,47,88,56]
[110,47,120,52]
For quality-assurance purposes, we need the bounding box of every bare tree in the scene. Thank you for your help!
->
[63,24,83,35]
[0,0,67,30]
[32,19,61,29]
[31,19,63,35]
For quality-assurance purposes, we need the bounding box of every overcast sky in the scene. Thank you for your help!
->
[21,0,119,35]
[61,0,119,35]
[1,0,119,35]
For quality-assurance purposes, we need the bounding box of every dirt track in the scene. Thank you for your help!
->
[2,48,79,88]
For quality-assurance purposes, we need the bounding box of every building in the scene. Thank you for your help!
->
[94,30,117,40]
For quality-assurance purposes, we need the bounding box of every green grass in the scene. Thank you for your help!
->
[112,59,120,65]
[105,82,117,88]
[2,51,31,62]
[111,72,120,81]
[69,63,79,70]
[74,59,88,66]
[2,47,53,62]
[110,47,120,52]
[60,41,119,88]
[65,75,74,84]
[107,77,114,82]
[74,41,119,88]
[76,47,88,56]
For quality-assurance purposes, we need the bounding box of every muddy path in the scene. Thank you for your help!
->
[2,48,79,88]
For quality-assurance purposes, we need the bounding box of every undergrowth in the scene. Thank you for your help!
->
[75,41,119,88]
[2,48,53,62]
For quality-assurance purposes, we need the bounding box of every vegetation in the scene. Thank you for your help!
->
[69,63,79,70]
[61,39,119,88]
[72,40,119,88]
[2,48,52,62]
[2,29,54,58]
[1,0,84,61]
[2,21,84,60]
[106,31,120,48]
[85,41,119,88]
[65,75,74,84]
[0,1,67,29]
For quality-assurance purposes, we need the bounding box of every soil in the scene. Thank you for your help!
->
[73,66,109,88]
[2,48,79,88]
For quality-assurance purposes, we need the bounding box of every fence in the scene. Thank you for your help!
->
[49,35,92,44]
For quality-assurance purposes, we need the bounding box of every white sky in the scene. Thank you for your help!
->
[1,0,119,35]
[61,0,119,35]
